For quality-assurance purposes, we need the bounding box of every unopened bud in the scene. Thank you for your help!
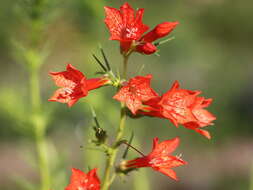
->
[136,43,157,55]
[142,22,178,42]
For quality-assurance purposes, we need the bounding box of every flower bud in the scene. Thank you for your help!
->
[136,42,157,55]
[142,22,179,42]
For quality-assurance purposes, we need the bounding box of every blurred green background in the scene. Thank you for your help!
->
[0,0,253,189]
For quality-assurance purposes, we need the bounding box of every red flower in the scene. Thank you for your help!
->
[104,2,178,55]
[126,137,187,180]
[65,168,100,190]
[113,74,158,114]
[141,81,216,139]
[49,64,108,107]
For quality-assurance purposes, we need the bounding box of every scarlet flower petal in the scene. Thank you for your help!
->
[151,137,180,156]
[120,2,135,28]
[120,4,149,41]
[192,109,216,127]
[155,168,178,181]
[194,129,211,139]
[67,99,79,107]
[65,168,100,190]
[104,6,123,41]
[49,64,85,88]
[131,8,149,39]
[48,87,84,107]
[113,74,158,114]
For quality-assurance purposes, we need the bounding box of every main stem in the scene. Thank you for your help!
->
[101,55,129,190]
[30,68,50,190]
[123,55,129,79]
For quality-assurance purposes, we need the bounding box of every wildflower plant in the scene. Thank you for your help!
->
[12,0,56,189]
[48,2,216,190]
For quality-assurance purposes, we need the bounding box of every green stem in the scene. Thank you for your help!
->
[101,148,116,190]
[35,123,50,190]
[30,69,41,111]
[101,56,129,190]
[29,2,50,189]
[30,68,50,190]
[123,55,129,79]
[114,103,127,144]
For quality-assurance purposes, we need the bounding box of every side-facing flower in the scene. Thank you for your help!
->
[140,81,216,139]
[104,2,178,55]
[113,74,158,114]
[126,137,187,180]
[49,64,109,107]
[65,168,100,190]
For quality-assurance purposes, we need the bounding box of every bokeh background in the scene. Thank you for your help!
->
[0,0,253,189]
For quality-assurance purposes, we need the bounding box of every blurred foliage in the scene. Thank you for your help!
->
[0,0,252,189]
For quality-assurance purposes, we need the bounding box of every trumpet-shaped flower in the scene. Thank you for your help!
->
[49,64,108,107]
[126,137,187,180]
[104,2,178,55]
[141,81,216,139]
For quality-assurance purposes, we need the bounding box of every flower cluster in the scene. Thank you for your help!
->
[114,76,216,139]
[49,2,216,190]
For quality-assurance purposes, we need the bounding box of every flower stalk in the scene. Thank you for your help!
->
[123,55,129,79]
[101,56,129,190]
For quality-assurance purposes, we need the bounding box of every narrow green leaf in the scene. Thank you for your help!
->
[92,54,107,72]
[100,48,111,71]
[89,105,100,128]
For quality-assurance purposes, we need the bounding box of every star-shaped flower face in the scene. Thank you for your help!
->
[104,2,149,42]
[126,137,187,180]
[65,168,100,190]
[113,74,158,114]
[49,64,108,107]
[104,2,178,55]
